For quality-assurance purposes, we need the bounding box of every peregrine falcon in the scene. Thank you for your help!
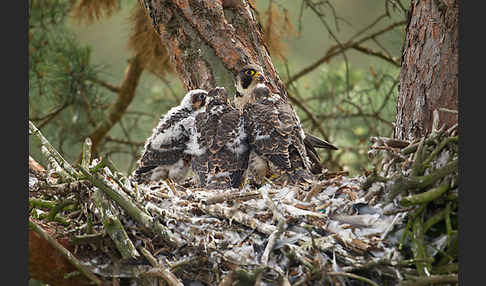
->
[190,87,249,189]
[235,64,337,183]
[132,89,209,184]
[234,64,266,110]
[241,83,315,185]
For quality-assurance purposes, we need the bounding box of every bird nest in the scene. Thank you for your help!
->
[28,118,458,286]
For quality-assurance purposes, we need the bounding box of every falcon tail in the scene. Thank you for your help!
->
[304,132,338,150]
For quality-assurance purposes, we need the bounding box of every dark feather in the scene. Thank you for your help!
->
[304,132,338,150]
[192,88,249,189]
[244,93,313,184]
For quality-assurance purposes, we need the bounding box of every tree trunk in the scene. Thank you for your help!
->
[394,0,458,141]
[137,0,287,98]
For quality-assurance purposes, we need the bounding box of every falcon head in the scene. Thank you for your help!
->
[181,89,209,111]
[235,64,265,109]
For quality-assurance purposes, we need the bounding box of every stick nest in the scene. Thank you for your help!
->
[29,119,458,286]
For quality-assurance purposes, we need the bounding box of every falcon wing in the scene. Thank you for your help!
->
[221,109,249,188]
[244,99,292,173]
[137,140,187,170]
[275,100,313,181]
[133,124,191,183]
[191,112,210,187]
[205,106,248,189]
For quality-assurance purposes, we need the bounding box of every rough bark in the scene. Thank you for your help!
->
[137,0,286,98]
[395,0,458,140]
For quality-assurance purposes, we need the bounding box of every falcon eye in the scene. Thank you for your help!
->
[246,70,255,76]
[199,93,206,101]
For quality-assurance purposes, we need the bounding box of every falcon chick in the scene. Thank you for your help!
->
[242,83,313,185]
[235,64,337,177]
[190,87,249,189]
[132,89,209,184]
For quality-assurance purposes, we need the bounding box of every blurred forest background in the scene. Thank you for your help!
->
[29,0,410,176]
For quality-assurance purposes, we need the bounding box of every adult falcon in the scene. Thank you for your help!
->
[132,89,209,184]
[190,87,249,189]
[235,64,337,184]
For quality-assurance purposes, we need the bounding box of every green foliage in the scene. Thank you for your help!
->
[29,0,182,172]
[29,0,110,164]
[291,63,399,174]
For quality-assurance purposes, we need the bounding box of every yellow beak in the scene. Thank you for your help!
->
[253,72,264,82]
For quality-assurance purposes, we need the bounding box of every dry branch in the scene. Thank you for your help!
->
[29,219,103,285]
[87,55,144,156]
[398,274,458,286]
[139,247,184,286]
[78,166,183,248]
[285,20,407,86]
[92,189,140,260]
[30,121,80,179]
[198,202,277,235]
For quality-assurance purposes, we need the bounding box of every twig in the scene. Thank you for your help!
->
[203,190,276,204]
[400,184,450,207]
[432,263,458,275]
[46,199,75,222]
[88,77,121,93]
[29,219,103,285]
[411,209,430,276]
[352,44,400,67]
[29,198,57,209]
[168,256,201,272]
[302,0,352,97]
[398,274,458,286]
[92,189,140,260]
[383,207,414,216]
[259,186,287,266]
[370,136,410,149]
[37,180,88,196]
[287,92,332,141]
[387,159,458,202]
[198,203,277,235]
[139,247,184,286]
[304,182,323,202]
[29,121,80,179]
[31,102,71,129]
[81,137,92,170]
[401,137,437,155]
[286,20,406,86]
[70,233,106,245]
[423,136,458,167]
[41,146,71,181]
[327,272,380,286]
[104,136,144,147]
[78,165,183,248]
